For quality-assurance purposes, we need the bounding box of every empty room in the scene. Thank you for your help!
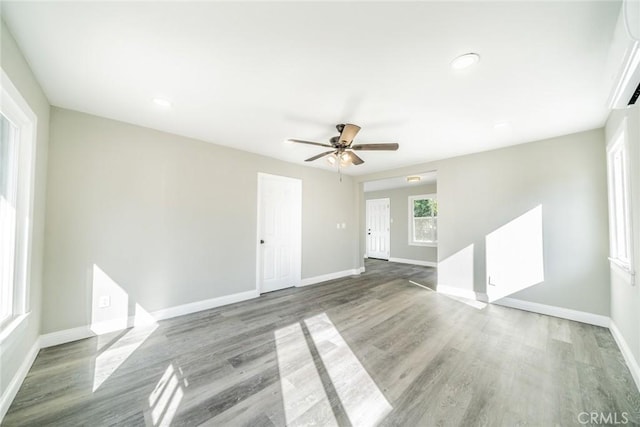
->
[1,1,639,426]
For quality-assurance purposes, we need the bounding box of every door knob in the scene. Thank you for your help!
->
[260,239,265,244]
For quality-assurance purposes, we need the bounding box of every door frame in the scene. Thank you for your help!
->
[366,197,391,260]
[256,172,302,294]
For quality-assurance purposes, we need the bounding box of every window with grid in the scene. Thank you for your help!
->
[409,194,437,246]
[1,71,36,331]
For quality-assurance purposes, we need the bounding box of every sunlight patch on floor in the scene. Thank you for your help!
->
[304,313,392,426]
[148,363,186,427]
[275,322,337,426]
[93,322,157,392]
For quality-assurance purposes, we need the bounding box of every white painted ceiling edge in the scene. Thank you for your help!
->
[364,172,437,192]
[0,1,622,175]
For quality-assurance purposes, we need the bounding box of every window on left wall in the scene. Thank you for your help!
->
[0,70,37,331]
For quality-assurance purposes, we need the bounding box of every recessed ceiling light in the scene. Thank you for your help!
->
[451,53,480,70]
[406,175,421,183]
[153,97,172,108]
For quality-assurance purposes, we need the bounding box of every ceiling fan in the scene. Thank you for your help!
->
[287,123,399,167]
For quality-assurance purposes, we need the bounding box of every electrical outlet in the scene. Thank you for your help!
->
[98,296,111,308]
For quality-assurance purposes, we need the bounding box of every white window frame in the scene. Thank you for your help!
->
[0,68,37,336]
[606,117,635,285]
[408,193,437,247]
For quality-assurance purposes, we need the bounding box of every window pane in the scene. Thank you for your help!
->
[414,217,437,242]
[0,113,18,324]
[413,198,437,218]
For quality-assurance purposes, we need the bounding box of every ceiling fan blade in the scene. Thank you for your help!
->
[351,143,399,151]
[305,150,336,162]
[288,139,333,148]
[347,151,365,165]
[339,123,361,145]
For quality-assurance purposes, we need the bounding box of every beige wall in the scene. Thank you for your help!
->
[364,184,437,263]
[0,21,49,405]
[607,105,640,366]
[358,128,610,315]
[43,108,359,334]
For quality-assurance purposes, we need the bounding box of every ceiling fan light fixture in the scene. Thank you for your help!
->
[340,152,351,162]
[451,53,480,70]
[326,154,337,165]
[406,175,421,183]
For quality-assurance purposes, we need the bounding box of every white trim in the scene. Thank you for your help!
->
[408,193,437,247]
[606,118,635,282]
[151,289,259,321]
[408,242,438,247]
[494,297,610,328]
[40,289,260,348]
[436,284,478,300]
[408,280,433,291]
[0,69,38,328]
[359,266,365,273]
[40,325,94,348]
[610,320,640,392]
[299,269,362,287]
[388,257,437,268]
[0,337,39,421]
[609,257,636,285]
[0,313,30,355]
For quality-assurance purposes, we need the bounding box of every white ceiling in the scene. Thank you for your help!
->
[1,1,621,176]
[364,171,438,193]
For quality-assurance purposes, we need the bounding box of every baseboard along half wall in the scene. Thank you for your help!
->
[436,284,484,301]
[494,297,610,328]
[388,257,437,268]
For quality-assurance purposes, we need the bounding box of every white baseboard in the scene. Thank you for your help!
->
[494,297,610,328]
[610,320,640,392]
[40,289,260,348]
[40,325,94,349]
[151,289,259,321]
[299,269,362,287]
[388,257,437,268]
[436,284,480,300]
[0,338,40,421]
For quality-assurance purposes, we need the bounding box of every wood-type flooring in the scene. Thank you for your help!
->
[3,260,639,426]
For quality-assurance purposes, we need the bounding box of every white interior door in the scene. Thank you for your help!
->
[257,173,301,293]
[366,198,390,260]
